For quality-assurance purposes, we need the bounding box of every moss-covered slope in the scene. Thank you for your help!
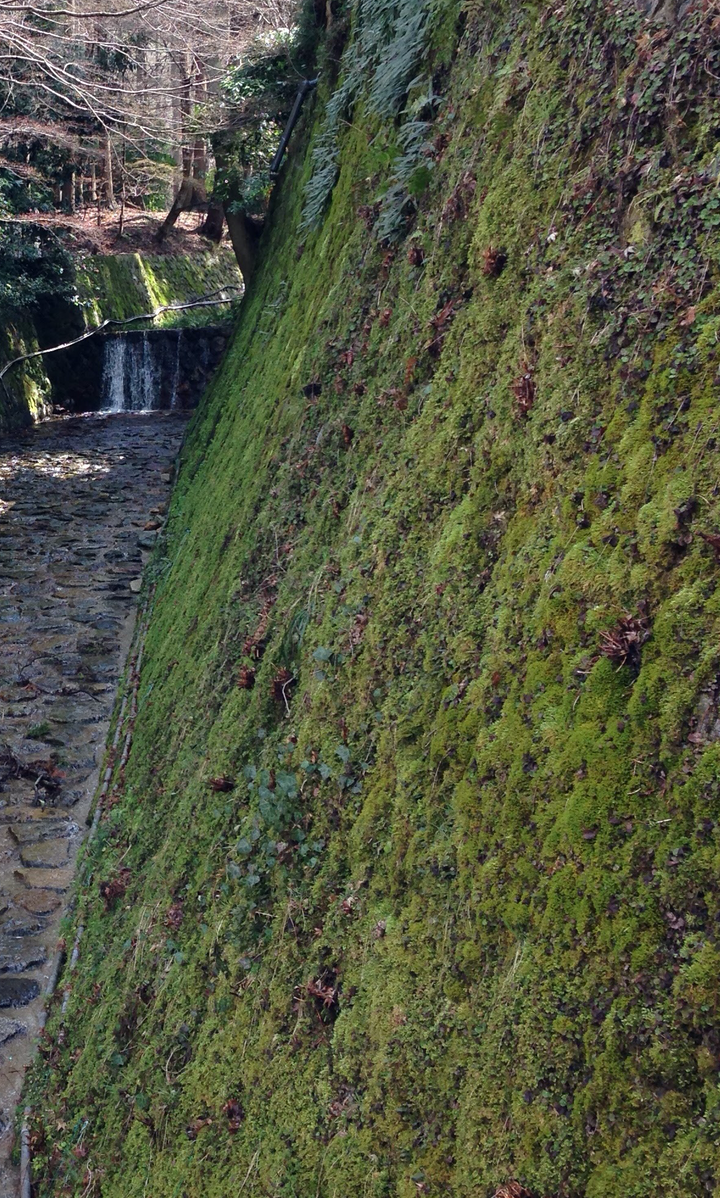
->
[26,3,720,1195]
[0,317,53,432]
[75,248,242,329]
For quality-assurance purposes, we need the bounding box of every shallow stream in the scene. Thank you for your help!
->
[0,412,188,1194]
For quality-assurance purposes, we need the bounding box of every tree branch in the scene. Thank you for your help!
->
[0,287,241,381]
[0,0,169,20]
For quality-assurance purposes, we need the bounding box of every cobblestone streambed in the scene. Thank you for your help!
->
[0,412,188,1194]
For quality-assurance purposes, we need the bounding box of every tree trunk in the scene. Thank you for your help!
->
[225,207,261,285]
[60,172,74,213]
[118,141,126,236]
[104,131,114,207]
[180,51,193,177]
[156,176,207,242]
[191,60,208,179]
[199,199,225,241]
[192,138,208,179]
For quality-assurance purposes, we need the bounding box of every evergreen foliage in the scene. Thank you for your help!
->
[0,224,73,315]
[301,0,433,231]
[217,33,300,216]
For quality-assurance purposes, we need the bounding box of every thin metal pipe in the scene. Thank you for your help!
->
[270,78,319,175]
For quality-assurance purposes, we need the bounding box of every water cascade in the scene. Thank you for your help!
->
[98,327,229,412]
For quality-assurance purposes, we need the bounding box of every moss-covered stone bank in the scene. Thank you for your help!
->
[0,317,52,432]
[25,2,720,1195]
[75,249,242,329]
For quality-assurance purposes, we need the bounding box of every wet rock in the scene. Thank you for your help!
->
[44,699,103,725]
[0,978,39,1008]
[0,940,47,973]
[54,788,89,808]
[0,1018,25,1043]
[92,616,122,631]
[13,867,71,892]
[2,916,43,937]
[19,840,70,869]
[17,891,61,916]
[9,820,76,846]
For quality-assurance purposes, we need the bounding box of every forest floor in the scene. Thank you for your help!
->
[6,208,222,257]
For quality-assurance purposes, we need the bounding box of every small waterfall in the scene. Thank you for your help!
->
[100,333,159,412]
[98,327,229,413]
[139,332,154,410]
[100,337,126,412]
[128,332,156,410]
[170,330,182,410]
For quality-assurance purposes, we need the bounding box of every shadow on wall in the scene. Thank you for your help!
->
[97,327,231,412]
[38,318,230,413]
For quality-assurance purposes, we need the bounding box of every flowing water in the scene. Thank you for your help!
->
[98,328,227,413]
[0,412,188,1195]
[100,332,167,412]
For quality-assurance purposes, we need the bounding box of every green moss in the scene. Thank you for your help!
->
[74,249,242,330]
[24,2,720,1195]
[0,316,52,432]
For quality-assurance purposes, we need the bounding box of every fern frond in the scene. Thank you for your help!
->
[300,0,432,231]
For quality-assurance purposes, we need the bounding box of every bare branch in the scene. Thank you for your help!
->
[0,287,242,381]
[0,0,169,19]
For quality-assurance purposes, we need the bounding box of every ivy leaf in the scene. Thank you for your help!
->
[276,771,298,797]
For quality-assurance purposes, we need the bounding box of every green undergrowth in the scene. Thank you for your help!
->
[75,249,242,330]
[25,1,720,1194]
[0,317,52,432]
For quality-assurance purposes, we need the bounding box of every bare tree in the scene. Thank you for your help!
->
[0,0,293,208]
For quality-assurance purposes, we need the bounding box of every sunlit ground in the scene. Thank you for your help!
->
[0,453,113,482]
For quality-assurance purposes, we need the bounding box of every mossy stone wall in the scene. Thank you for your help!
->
[25,3,720,1196]
[75,249,242,330]
[0,317,53,433]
